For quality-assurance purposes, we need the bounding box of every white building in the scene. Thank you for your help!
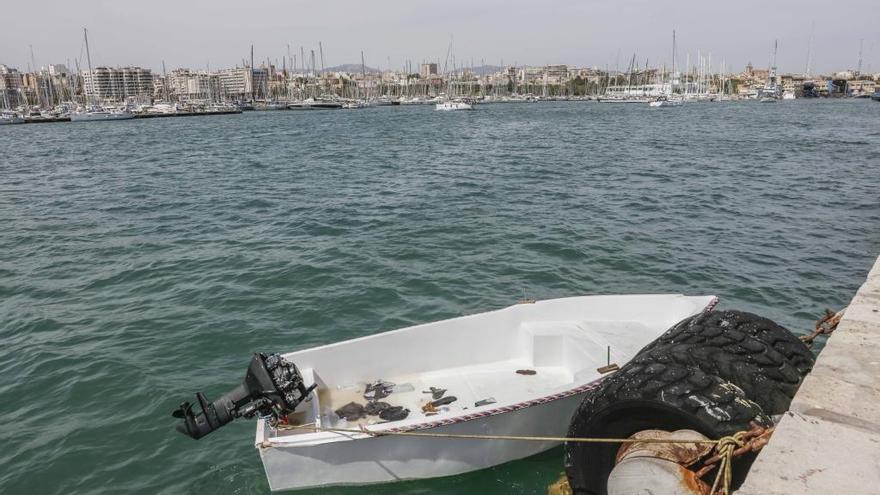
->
[169,69,221,100]
[217,68,268,100]
[0,65,24,107]
[82,67,152,100]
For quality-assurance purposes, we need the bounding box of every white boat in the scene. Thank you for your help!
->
[70,107,136,121]
[249,294,715,491]
[288,98,343,110]
[782,91,796,100]
[649,31,684,109]
[435,101,473,111]
[597,97,653,104]
[757,40,781,103]
[649,97,682,108]
[0,111,25,124]
[71,29,136,122]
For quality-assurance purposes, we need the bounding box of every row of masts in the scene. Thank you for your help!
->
[7,28,871,109]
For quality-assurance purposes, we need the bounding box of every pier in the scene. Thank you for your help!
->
[735,256,880,494]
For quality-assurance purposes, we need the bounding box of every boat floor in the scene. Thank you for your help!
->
[280,360,574,435]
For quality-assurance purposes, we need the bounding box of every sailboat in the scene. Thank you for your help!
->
[758,40,780,103]
[435,38,474,111]
[650,31,683,107]
[70,28,135,122]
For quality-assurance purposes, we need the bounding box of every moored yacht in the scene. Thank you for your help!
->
[288,98,344,110]
[435,100,474,111]
[70,106,136,122]
[649,96,682,107]
[0,111,25,125]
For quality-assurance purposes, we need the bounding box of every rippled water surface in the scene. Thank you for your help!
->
[1,100,879,494]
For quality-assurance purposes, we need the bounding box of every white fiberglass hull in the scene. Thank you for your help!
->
[597,98,653,104]
[649,100,682,107]
[435,102,473,111]
[70,112,135,122]
[254,294,716,491]
[0,117,25,125]
[260,391,586,491]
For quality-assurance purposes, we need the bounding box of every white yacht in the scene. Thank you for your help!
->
[435,100,473,111]
[0,111,25,125]
[70,106,136,122]
[649,96,683,107]
[649,31,684,108]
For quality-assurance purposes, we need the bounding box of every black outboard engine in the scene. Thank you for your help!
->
[172,353,317,440]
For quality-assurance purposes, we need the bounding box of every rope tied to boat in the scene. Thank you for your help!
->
[272,423,720,445]
[707,432,745,495]
[273,422,774,495]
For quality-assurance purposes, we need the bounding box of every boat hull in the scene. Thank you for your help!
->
[259,390,588,491]
[435,102,473,111]
[70,112,135,122]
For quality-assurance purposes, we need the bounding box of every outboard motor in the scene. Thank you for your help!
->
[172,353,316,440]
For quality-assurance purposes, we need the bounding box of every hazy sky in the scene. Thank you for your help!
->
[2,0,877,74]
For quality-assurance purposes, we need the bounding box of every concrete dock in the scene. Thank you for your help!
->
[736,256,880,494]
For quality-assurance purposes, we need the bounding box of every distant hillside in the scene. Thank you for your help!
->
[321,63,506,75]
[324,64,380,74]
[469,65,503,75]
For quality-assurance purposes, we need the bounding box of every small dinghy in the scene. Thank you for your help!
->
[173,294,716,491]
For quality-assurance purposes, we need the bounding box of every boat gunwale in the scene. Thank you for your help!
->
[259,295,719,448]
[280,294,704,358]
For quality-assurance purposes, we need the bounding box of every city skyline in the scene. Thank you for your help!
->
[1,0,878,76]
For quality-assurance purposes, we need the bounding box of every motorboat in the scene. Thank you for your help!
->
[782,91,796,100]
[649,96,682,108]
[172,294,716,491]
[435,100,474,111]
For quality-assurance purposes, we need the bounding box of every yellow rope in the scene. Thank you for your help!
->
[709,432,747,495]
[274,423,720,445]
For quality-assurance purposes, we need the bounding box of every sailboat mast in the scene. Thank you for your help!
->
[162,60,168,102]
[83,28,93,104]
[856,39,863,76]
[805,22,814,76]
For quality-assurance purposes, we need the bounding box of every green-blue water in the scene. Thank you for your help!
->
[1,100,878,494]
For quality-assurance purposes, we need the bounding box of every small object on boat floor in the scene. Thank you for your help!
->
[421,402,438,413]
[422,387,447,399]
[474,397,497,407]
[431,396,457,407]
[364,380,395,401]
[516,369,537,375]
[597,363,620,374]
[379,406,410,421]
[364,401,391,416]
[335,402,366,421]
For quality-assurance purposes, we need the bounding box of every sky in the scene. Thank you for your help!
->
[1,0,878,75]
